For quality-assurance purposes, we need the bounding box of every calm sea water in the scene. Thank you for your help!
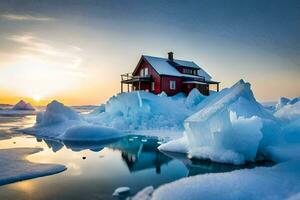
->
[0,110,274,200]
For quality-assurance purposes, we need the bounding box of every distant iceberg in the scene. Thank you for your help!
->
[12,100,35,111]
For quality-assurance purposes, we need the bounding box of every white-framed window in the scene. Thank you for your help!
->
[144,68,148,76]
[170,80,176,90]
[140,69,144,76]
[151,81,155,91]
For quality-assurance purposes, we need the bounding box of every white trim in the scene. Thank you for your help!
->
[151,81,155,91]
[170,80,176,90]
[144,67,149,76]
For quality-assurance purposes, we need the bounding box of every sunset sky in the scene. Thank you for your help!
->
[0,0,299,106]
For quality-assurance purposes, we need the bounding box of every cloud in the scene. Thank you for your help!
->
[7,33,84,73]
[7,33,81,57]
[1,14,55,21]
[0,33,85,97]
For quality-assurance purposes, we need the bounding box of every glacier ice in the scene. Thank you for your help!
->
[88,91,192,130]
[185,88,206,109]
[274,101,300,122]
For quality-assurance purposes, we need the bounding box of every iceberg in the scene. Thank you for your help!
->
[23,100,83,138]
[12,100,35,111]
[36,100,80,126]
[160,80,279,164]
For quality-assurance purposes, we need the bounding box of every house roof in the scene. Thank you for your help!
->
[142,55,212,80]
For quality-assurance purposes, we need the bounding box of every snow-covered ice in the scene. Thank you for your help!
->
[274,101,300,122]
[131,186,154,200]
[158,137,189,153]
[275,97,290,111]
[23,100,84,138]
[59,125,125,142]
[0,148,66,186]
[87,91,193,131]
[112,186,131,196]
[134,160,300,200]
[36,100,80,126]
[185,88,206,109]
[133,89,300,199]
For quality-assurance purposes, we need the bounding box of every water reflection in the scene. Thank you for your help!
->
[30,135,275,177]
[0,114,36,140]
[110,136,171,174]
[35,135,172,174]
[43,139,64,152]
[162,151,275,176]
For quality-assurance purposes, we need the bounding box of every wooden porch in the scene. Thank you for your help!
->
[120,73,152,93]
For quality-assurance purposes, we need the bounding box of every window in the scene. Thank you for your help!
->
[144,68,149,76]
[151,82,155,91]
[170,80,176,90]
[140,68,148,77]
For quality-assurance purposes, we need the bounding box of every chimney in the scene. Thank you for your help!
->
[168,52,174,61]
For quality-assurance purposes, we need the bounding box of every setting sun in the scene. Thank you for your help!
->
[33,95,41,102]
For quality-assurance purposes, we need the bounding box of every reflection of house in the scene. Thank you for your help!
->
[121,52,220,96]
[110,137,171,174]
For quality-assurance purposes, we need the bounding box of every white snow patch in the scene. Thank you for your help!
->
[131,186,154,200]
[59,125,125,142]
[0,148,66,186]
[134,160,300,200]
[158,137,189,153]
[158,91,167,97]
[112,187,131,196]
[274,101,300,122]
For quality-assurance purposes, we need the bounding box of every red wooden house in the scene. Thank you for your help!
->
[121,52,220,96]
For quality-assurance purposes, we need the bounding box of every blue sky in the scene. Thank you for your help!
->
[0,0,299,105]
